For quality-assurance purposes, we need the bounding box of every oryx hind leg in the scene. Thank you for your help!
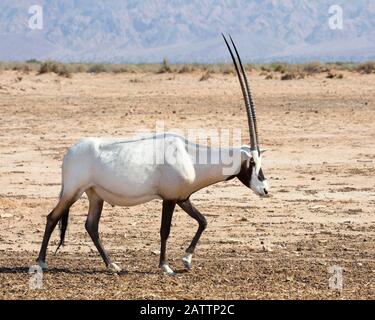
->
[36,188,83,269]
[177,199,207,270]
[85,188,121,273]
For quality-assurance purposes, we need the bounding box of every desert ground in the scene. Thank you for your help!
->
[0,69,374,299]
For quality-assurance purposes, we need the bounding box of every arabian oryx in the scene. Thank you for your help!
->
[36,35,269,275]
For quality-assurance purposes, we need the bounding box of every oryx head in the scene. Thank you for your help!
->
[223,34,269,197]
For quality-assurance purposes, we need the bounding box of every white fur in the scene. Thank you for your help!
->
[37,260,48,270]
[60,133,249,204]
[250,168,269,197]
[160,264,175,276]
[107,262,122,273]
[182,253,193,270]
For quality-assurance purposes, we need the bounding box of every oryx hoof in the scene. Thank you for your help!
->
[107,262,122,273]
[160,264,176,276]
[37,260,48,271]
[182,254,192,270]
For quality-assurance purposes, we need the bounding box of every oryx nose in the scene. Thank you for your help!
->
[263,189,268,195]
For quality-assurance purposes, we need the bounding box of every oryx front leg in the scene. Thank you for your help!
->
[159,200,176,276]
[85,189,120,273]
[178,200,207,270]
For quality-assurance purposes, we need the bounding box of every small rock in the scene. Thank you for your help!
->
[0,213,13,219]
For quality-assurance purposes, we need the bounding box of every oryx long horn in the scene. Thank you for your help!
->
[229,35,259,151]
[222,33,257,151]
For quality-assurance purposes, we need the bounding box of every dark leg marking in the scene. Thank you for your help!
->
[85,189,117,270]
[36,196,76,266]
[159,200,176,269]
[178,199,207,255]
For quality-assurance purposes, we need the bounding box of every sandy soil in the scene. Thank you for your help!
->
[0,70,374,299]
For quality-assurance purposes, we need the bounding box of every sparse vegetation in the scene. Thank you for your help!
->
[88,64,107,74]
[356,61,375,74]
[302,61,324,74]
[0,60,374,78]
[26,59,41,64]
[39,61,60,74]
[178,64,196,73]
[58,65,73,78]
[326,71,344,79]
[199,71,212,81]
[157,58,172,73]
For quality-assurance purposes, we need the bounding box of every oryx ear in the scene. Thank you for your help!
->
[240,147,251,161]
[260,149,267,154]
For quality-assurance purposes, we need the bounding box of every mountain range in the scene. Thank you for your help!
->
[0,0,374,63]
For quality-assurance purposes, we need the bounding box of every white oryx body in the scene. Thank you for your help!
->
[62,133,262,207]
[36,34,271,275]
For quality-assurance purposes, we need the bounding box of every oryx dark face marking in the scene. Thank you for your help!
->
[235,155,269,197]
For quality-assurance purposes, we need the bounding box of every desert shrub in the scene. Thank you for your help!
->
[302,61,323,74]
[22,65,32,74]
[58,65,72,78]
[220,64,235,75]
[26,59,41,64]
[265,73,274,80]
[260,65,271,72]
[39,61,60,74]
[112,66,129,73]
[129,78,142,83]
[157,58,172,73]
[326,71,344,79]
[178,64,195,73]
[88,64,107,73]
[332,61,356,72]
[199,71,211,81]
[356,61,375,74]
[281,69,305,80]
[281,73,294,80]
[270,62,287,73]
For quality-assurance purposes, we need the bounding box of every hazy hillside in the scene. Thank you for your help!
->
[0,0,374,63]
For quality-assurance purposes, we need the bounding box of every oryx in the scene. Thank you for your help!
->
[36,35,269,275]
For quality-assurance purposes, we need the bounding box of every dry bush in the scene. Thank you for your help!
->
[157,58,172,73]
[58,65,73,78]
[39,61,60,74]
[199,71,211,81]
[356,62,375,74]
[178,64,196,73]
[281,73,294,80]
[68,64,88,73]
[281,65,305,80]
[302,61,323,74]
[270,62,287,73]
[281,72,305,80]
[265,73,274,80]
[326,71,344,79]
[260,65,271,72]
[129,78,142,83]
[88,64,108,73]
[112,66,130,73]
